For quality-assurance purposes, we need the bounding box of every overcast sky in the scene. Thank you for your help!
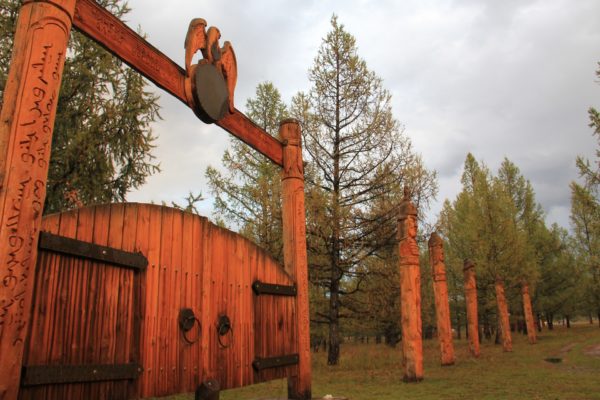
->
[123,0,600,230]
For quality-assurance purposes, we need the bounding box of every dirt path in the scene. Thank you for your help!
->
[584,343,600,357]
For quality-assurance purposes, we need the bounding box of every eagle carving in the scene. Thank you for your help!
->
[184,20,237,114]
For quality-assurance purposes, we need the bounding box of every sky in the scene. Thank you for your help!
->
[123,0,600,230]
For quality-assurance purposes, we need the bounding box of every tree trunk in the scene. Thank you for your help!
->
[589,313,593,325]
[456,314,461,340]
[327,277,340,365]
[376,335,382,344]
[566,315,571,328]
[597,311,600,328]
[547,313,554,330]
[537,314,543,332]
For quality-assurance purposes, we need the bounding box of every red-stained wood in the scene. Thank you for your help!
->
[72,0,284,167]
[73,0,186,103]
[463,260,480,357]
[0,2,76,398]
[280,120,312,399]
[397,190,424,383]
[20,203,299,399]
[495,277,512,352]
[521,282,537,345]
[428,233,455,366]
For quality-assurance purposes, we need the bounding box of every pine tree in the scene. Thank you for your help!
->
[0,0,161,213]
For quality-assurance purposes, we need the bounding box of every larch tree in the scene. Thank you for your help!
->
[440,154,525,343]
[205,81,288,261]
[0,0,161,213]
[570,62,600,325]
[291,15,437,365]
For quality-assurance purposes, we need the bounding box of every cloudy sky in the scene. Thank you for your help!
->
[123,0,600,229]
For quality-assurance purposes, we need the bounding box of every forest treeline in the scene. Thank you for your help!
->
[206,17,600,366]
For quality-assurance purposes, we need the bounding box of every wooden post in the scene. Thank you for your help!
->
[463,259,480,357]
[495,277,513,352]
[398,188,423,382]
[521,282,537,344]
[428,233,455,366]
[280,119,311,400]
[0,1,75,399]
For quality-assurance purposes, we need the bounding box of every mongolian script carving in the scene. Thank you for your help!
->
[91,6,125,43]
[0,20,66,336]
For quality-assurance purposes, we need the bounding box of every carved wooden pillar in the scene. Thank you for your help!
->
[0,1,75,399]
[280,119,311,400]
[463,259,480,357]
[521,281,537,344]
[428,233,455,366]
[495,277,513,352]
[398,189,423,382]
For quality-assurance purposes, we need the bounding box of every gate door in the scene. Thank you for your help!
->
[20,204,145,399]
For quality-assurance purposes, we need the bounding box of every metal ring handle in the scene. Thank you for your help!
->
[182,316,201,345]
[217,326,233,349]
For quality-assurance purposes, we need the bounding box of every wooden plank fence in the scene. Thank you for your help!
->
[19,203,297,399]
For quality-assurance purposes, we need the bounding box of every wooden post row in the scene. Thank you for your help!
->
[521,281,537,345]
[495,277,513,352]
[463,259,480,357]
[0,1,77,399]
[428,233,455,366]
[280,120,312,400]
[397,189,423,382]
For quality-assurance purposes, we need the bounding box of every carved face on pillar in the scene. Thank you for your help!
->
[428,232,444,264]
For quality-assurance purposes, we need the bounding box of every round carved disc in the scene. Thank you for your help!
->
[192,63,229,124]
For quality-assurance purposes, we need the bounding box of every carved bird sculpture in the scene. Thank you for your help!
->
[220,41,237,113]
[202,26,222,64]
[184,18,207,76]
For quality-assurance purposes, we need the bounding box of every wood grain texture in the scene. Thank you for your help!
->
[0,2,76,399]
[280,120,311,399]
[463,260,480,358]
[428,233,455,366]
[521,282,537,345]
[494,278,512,352]
[20,203,297,399]
[72,0,283,167]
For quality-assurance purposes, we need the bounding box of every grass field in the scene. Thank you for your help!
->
[159,323,600,400]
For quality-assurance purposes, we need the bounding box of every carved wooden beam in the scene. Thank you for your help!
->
[72,0,284,167]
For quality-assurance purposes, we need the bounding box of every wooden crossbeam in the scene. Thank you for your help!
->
[73,0,283,166]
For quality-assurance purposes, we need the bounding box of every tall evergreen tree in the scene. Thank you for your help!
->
[570,62,600,326]
[291,15,437,365]
[0,0,161,213]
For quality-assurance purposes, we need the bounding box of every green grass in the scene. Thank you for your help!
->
[159,324,600,399]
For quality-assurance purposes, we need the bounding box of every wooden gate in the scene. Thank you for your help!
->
[19,203,298,399]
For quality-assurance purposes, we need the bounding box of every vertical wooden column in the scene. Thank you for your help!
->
[398,188,423,382]
[0,1,75,399]
[521,281,537,344]
[280,119,311,400]
[428,233,455,366]
[463,259,480,357]
[495,277,513,352]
